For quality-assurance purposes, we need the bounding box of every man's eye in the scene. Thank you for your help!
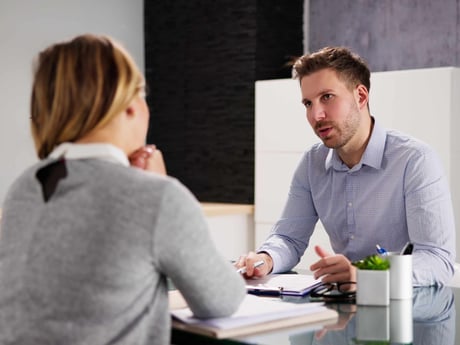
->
[322,94,333,101]
[303,101,311,108]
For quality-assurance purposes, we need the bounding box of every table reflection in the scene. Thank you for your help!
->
[412,286,455,345]
[288,286,455,345]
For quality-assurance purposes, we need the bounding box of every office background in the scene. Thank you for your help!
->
[1,0,458,204]
[1,0,459,254]
[144,0,460,204]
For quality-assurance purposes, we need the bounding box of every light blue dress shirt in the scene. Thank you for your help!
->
[258,118,456,286]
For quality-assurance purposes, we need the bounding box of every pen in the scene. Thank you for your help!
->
[376,244,388,256]
[248,288,281,296]
[237,260,265,274]
[400,242,413,255]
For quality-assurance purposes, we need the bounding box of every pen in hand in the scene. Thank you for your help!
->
[236,260,265,274]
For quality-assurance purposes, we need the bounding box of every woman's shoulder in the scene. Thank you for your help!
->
[87,160,197,203]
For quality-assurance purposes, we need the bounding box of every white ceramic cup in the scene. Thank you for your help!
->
[387,253,413,299]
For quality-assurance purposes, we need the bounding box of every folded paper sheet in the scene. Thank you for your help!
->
[245,273,323,296]
[172,294,338,338]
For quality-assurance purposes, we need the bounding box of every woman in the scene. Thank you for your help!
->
[0,34,245,345]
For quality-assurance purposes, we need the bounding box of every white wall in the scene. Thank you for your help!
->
[255,79,334,270]
[0,0,144,205]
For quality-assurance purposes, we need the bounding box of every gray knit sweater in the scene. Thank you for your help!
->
[0,158,246,344]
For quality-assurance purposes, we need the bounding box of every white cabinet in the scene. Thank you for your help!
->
[255,79,333,270]
[370,68,460,257]
[201,203,254,261]
[255,67,460,268]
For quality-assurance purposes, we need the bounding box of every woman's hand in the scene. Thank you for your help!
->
[129,145,167,175]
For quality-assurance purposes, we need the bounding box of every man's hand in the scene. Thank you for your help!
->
[309,245,356,284]
[235,251,273,278]
[314,304,357,340]
[129,145,167,175]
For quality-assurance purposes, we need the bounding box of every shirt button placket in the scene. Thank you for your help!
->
[345,173,356,240]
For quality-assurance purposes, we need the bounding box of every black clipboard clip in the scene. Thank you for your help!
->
[248,286,284,296]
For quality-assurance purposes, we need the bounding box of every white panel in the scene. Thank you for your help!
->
[255,223,273,249]
[255,152,303,223]
[451,69,460,258]
[206,214,254,261]
[255,79,319,152]
[450,151,460,262]
[370,67,453,177]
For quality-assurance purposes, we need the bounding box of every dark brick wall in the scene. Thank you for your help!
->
[144,0,303,203]
[309,0,460,72]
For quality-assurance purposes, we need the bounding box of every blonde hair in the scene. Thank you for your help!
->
[30,34,144,159]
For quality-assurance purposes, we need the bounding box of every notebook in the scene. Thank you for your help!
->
[171,294,338,338]
[245,273,323,296]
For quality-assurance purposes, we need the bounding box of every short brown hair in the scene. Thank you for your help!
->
[292,46,371,92]
[30,34,144,159]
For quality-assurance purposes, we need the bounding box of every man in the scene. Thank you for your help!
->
[238,46,455,286]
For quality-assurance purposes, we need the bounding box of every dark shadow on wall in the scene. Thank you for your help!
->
[144,0,303,203]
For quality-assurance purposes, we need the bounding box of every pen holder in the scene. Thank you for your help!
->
[387,253,412,299]
[356,269,390,306]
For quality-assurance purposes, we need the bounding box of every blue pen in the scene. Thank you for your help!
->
[376,244,388,256]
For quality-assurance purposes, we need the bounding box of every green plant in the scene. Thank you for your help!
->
[353,254,390,270]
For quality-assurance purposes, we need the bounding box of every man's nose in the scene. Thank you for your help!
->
[309,104,326,121]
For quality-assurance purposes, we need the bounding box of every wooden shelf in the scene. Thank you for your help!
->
[201,203,254,217]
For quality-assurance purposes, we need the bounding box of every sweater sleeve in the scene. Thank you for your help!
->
[152,179,246,318]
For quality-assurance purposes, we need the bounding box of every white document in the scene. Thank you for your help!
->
[245,273,323,296]
[172,294,326,330]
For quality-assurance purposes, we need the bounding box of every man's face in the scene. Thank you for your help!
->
[300,68,361,150]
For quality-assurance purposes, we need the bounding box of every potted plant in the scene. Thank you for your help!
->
[353,254,390,306]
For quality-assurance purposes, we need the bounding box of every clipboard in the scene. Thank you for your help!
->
[245,273,323,296]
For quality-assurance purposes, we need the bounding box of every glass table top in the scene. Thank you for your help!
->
[172,285,458,345]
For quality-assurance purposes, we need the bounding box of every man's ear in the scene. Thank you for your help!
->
[355,84,369,110]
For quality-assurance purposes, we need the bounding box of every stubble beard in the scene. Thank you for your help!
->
[319,103,361,150]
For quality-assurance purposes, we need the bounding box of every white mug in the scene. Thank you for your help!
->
[387,253,413,299]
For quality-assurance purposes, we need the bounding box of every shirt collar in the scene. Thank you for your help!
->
[48,143,130,167]
[325,117,386,172]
